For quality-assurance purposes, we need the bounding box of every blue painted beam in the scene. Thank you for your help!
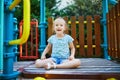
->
[101,0,110,60]
[4,0,14,74]
[109,0,117,5]
[101,0,117,60]
[0,0,20,79]
[13,18,19,62]
[0,0,4,71]
[39,0,47,55]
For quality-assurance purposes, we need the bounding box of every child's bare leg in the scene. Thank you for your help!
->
[35,58,54,68]
[49,59,80,69]
[56,59,80,69]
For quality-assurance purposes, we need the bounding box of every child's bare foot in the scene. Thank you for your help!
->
[44,62,56,70]
[35,59,43,68]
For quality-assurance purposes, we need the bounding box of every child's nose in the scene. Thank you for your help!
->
[57,25,61,28]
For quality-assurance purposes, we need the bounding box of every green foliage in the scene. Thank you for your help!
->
[14,0,57,22]
[57,0,102,17]
[14,0,110,22]
[14,1,23,22]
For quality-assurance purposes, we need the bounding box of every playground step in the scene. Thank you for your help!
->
[14,58,120,79]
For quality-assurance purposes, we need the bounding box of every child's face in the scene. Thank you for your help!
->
[54,19,66,34]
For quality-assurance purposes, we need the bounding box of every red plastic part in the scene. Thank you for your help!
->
[19,19,39,60]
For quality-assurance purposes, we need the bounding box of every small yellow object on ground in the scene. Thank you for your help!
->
[34,77,46,80]
[107,78,117,80]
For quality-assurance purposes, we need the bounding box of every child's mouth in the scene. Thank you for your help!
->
[57,29,61,31]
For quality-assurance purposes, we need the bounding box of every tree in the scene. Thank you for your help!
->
[14,0,57,22]
[56,0,102,17]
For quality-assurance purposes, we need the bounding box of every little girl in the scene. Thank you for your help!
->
[35,17,80,69]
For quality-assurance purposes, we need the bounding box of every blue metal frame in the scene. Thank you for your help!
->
[39,0,47,55]
[0,0,20,80]
[101,0,109,60]
[13,18,19,62]
[101,0,117,60]
[0,0,4,71]
[109,0,117,5]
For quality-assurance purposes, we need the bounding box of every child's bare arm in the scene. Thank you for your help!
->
[69,42,75,60]
[41,43,52,59]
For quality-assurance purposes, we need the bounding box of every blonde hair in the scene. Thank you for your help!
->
[52,17,69,34]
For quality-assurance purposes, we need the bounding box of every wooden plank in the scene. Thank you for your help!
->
[86,16,93,57]
[118,2,120,58]
[71,16,77,47]
[79,16,85,57]
[47,17,53,55]
[112,7,117,58]
[107,13,111,57]
[94,15,101,57]
[116,1,120,59]
[109,9,113,57]
[113,5,118,59]
[110,8,115,58]
[22,72,120,79]
[47,17,53,38]
[116,4,119,59]
[63,17,69,34]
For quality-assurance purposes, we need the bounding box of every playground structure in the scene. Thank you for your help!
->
[107,3,120,59]
[0,0,30,79]
[0,0,120,80]
[19,19,39,60]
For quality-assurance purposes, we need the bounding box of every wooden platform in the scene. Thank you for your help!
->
[14,58,120,79]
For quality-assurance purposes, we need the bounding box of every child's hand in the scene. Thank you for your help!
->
[69,56,74,60]
[41,55,46,60]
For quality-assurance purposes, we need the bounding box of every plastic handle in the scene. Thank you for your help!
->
[9,0,21,10]
[9,0,30,45]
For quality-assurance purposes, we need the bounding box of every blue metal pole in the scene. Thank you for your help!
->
[0,0,4,71]
[39,0,47,55]
[109,0,117,5]
[101,0,117,60]
[101,0,110,60]
[13,18,18,62]
[4,0,14,74]
[0,0,20,79]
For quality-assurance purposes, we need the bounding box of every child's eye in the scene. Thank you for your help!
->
[60,24,63,26]
[56,24,58,26]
